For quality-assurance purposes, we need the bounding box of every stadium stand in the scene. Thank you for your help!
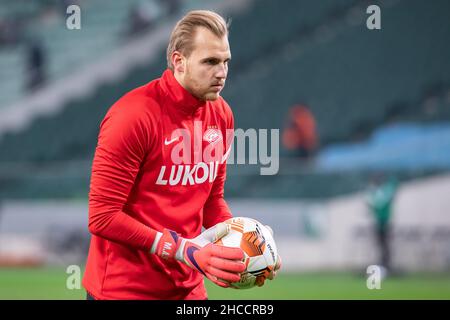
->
[224,0,450,144]
[1,0,450,199]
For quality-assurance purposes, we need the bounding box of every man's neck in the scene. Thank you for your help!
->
[173,71,203,101]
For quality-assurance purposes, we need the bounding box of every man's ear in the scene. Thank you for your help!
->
[172,51,185,74]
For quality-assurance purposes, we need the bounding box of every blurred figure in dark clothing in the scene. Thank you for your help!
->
[26,39,47,92]
[366,173,399,276]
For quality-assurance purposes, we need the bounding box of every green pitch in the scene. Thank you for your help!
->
[0,267,449,300]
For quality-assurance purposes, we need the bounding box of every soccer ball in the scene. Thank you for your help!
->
[215,217,278,289]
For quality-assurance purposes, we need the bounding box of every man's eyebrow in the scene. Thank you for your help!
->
[201,56,231,62]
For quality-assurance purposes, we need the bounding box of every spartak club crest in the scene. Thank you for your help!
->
[203,128,222,144]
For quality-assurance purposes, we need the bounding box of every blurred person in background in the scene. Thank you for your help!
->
[282,104,318,160]
[25,38,47,92]
[366,173,399,276]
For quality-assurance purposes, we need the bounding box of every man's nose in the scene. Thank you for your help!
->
[215,63,227,79]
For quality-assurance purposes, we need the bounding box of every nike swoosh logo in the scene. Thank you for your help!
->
[164,137,179,145]
[186,246,205,275]
[221,145,232,164]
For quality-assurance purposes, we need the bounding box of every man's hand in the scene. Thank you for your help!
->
[153,223,246,288]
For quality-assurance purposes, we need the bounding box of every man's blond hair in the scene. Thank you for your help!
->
[167,10,229,70]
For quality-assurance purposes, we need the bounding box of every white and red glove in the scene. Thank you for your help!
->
[151,222,246,288]
[255,225,282,287]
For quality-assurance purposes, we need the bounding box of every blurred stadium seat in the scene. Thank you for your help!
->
[1,0,449,199]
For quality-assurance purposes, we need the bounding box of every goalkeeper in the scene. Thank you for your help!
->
[82,10,279,300]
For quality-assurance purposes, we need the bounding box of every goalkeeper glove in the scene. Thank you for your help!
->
[255,225,282,287]
[152,222,246,288]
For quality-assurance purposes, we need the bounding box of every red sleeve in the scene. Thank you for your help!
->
[202,103,234,229]
[88,102,157,251]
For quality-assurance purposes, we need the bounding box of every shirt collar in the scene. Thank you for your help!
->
[159,69,206,114]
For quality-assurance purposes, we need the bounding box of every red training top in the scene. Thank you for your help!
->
[82,69,234,299]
